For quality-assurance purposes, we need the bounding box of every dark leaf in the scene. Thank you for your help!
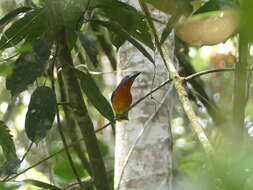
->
[160,12,181,45]
[23,179,62,190]
[92,20,154,64]
[0,159,20,175]
[32,38,51,60]
[0,7,32,28]
[90,20,118,69]
[75,69,115,121]
[95,0,154,49]
[109,31,126,50]
[0,121,18,160]
[194,0,236,14]
[6,38,51,96]
[25,86,56,143]
[0,8,47,49]
[62,0,86,49]
[90,0,113,8]
[78,32,99,67]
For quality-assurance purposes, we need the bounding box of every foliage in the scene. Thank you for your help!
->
[0,0,251,189]
[25,86,56,143]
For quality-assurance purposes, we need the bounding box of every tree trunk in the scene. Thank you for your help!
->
[114,1,174,189]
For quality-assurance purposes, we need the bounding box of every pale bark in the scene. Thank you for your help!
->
[114,1,174,189]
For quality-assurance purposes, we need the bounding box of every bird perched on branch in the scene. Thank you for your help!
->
[111,72,141,121]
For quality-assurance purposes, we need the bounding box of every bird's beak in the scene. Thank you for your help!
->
[131,72,141,79]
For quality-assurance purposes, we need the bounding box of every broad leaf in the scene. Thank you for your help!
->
[6,38,51,96]
[78,32,99,67]
[23,179,62,190]
[75,69,114,121]
[92,20,154,64]
[25,86,56,143]
[0,8,47,49]
[54,160,88,180]
[0,7,32,28]
[95,0,154,49]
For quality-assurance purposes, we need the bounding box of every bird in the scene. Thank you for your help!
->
[111,72,141,121]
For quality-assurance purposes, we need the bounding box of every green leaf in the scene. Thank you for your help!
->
[16,43,33,54]
[0,121,18,160]
[0,182,18,190]
[92,20,154,64]
[78,32,99,67]
[25,86,56,143]
[6,38,51,96]
[54,160,88,180]
[0,7,32,28]
[0,62,14,77]
[0,8,47,49]
[75,69,115,121]
[0,121,20,175]
[98,140,109,157]
[95,1,154,49]
[23,179,62,190]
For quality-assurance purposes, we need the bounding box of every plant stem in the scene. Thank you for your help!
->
[52,79,84,189]
[57,32,110,190]
[58,72,92,176]
[232,30,249,140]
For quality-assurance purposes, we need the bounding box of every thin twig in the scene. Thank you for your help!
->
[20,142,33,163]
[0,53,19,63]
[185,68,235,81]
[3,142,34,181]
[63,176,93,190]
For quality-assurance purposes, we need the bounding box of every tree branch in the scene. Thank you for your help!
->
[139,0,214,154]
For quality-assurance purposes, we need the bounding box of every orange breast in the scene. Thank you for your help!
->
[111,86,132,114]
[111,73,140,115]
